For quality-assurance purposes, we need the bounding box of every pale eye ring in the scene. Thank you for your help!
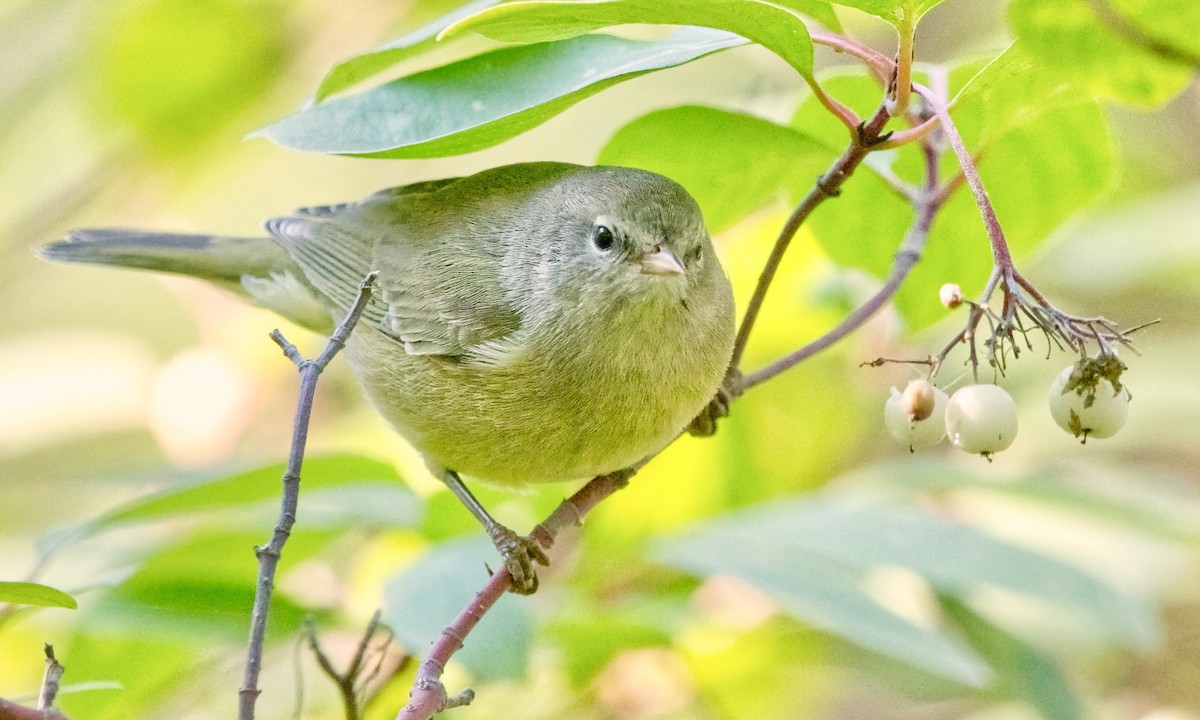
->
[592,224,615,251]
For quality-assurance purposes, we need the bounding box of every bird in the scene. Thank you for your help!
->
[41,161,736,593]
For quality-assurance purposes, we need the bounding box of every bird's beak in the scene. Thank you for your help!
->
[640,245,685,275]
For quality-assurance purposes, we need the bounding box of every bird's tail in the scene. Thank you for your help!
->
[41,229,292,286]
[41,229,333,330]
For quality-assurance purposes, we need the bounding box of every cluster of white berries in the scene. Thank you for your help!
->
[884,379,1018,458]
[883,284,1132,458]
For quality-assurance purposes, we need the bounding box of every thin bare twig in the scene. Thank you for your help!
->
[305,611,394,720]
[38,645,64,711]
[0,647,68,720]
[238,272,379,720]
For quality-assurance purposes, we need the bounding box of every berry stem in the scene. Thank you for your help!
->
[911,83,1014,270]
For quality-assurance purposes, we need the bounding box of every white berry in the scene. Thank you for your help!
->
[945,384,1018,457]
[1049,364,1130,442]
[885,380,949,451]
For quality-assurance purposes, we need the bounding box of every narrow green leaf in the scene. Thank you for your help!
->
[442,0,816,78]
[384,537,533,680]
[258,28,745,157]
[1008,0,1193,107]
[48,681,126,697]
[656,494,1158,683]
[86,454,415,529]
[598,105,835,231]
[768,499,1157,648]
[655,512,992,684]
[0,581,77,609]
[943,597,1084,720]
[844,459,1200,544]
[824,0,946,26]
[91,530,333,640]
[314,0,504,101]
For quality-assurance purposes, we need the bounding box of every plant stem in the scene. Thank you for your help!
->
[886,16,916,115]
[729,106,894,369]
[744,131,944,389]
[238,273,378,720]
[911,84,1014,269]
[807,77,862,134]
[810,31,893,80]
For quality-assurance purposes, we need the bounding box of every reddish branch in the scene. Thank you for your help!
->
[398,470,633,719]
[0,698,68,720]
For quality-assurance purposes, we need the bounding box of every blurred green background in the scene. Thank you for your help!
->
[2,0,1200,718]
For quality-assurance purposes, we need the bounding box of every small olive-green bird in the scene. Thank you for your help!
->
[43,162,735,593]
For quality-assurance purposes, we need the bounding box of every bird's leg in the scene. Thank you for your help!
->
[440,469,549,595]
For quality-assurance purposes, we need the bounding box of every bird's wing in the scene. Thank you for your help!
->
[266,176,523,359]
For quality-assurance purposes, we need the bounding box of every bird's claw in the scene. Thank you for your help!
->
[488,524,549,595]
[687,368,742,437]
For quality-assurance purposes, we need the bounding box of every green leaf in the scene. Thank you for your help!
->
[384,537,533,681]
[950,43,1090,148]
[314,0,504,101]
[84,454,416,530]
[844,458,1200,544]
[942,597,1083,720]
[258,27,745,157]
[1007,0,1193,108]
[655,494,1158,682]
[545,611,673,685]
[442,0,816,79]
[598,105,836,231]
[767,0,844,31]
[654,504,991,685]
[1107,0,1200,59]
[823,0,946,26]
[0,580,77,609]
[92,530,332,640]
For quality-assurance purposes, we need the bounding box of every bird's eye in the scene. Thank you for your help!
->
[688,244,703,264]
[592,225,615,252]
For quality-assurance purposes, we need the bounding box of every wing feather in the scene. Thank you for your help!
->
[267,174,528,359]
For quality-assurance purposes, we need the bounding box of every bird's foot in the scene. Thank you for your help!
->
[687,368,743,437]
[488,523,549,595]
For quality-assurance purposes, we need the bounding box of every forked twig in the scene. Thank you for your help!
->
[238,272,379,720]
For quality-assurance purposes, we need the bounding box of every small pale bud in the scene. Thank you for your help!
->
[901,378,937,422]
[939,283,963,309]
